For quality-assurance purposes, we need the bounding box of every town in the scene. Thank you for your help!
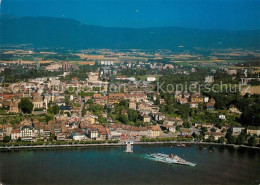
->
[0,48,259,147]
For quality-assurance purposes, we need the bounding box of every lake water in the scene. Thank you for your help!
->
[0,144,259,185]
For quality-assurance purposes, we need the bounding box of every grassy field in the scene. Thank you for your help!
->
[241,86,260,95]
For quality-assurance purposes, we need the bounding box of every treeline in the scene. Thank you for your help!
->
[2,68,62,83]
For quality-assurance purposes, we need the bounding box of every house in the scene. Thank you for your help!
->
[201,123,214,129]
[183,91,190,99]
[180,128,193,137]
[3,124,13,136]
[229,105,242,114]
[174,91,182,99]
[56,133,66,141]
[108,93,124,104]
[33,121,44,139]
[96,125,107,140]
[226,69,237,75]
[43,125,51,139]
[175,117,183,126]
[109,131,122,140]
[32,96,44,110]
[72,133,86,141]
[190,93,203,103]
[88,127,99,139]
[153,112,165,121]
[142,114,151,123]
[9,100,20,113]
[204,132,225,140]
[129,100,137,110]
[178,98,188,104]
[205,102,215,111]
[204,96,209,103]
[247,127,260,136]
[164,117,176,126]
[159,99,166,105]
[231,127,245,136]
[219,115,226,120]
[20,126,34,141]
[11,129,21,140]
[189,102,198,109]
[148,125,161,137]
[0,129,3,140]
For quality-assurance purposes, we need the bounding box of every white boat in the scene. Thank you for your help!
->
[149,153,196,166]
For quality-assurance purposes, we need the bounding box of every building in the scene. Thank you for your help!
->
[11,129,21,140]
[9,100,20,113]
[247,127,260,136]
[32,96,44,110]
[147,76,156,82]
[129,100,137,110]
[231,127,245,136]
[0,129,3,141]
[189,102,198,109]
[204,132,225,140]
[72,133,86,141]
[205,76,214,83]
[20,126,34,141]
[142,114,151,123]
[88,128,99,139]
[190,93,203,103]
[56,133,66,141]
[148,125,161,137]
[205,102,215,111]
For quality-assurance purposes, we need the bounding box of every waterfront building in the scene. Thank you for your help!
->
[20,126,34,141]
[0,129,3,141]
[231,127,245,136]
[11,129,20,140]
[247,127,260,136]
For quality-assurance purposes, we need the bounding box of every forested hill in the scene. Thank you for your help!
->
[1,15,260,49]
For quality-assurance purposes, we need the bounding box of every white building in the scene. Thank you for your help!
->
[147,77,156,82]
[73,134,86,141]
[20,126,34,141]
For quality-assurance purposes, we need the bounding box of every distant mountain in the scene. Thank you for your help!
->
[1,15,260,49]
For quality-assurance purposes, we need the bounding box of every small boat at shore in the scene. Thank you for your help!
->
[177,143,186,147]
[148,153,196,166]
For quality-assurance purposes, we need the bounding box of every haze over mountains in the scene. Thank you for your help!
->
[1,15,260,49]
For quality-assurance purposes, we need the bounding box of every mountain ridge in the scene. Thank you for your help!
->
[1,15,260,49]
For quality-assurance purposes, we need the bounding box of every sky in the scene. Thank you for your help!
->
[1,0,260,30]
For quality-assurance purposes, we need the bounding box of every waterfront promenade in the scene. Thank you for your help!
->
[1,141,259,151]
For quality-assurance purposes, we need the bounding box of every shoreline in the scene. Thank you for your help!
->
[0,141,259,151]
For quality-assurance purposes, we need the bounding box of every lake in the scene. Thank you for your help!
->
[0,144,259,185]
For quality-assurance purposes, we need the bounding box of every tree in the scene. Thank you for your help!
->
[45,113,54,122]
[48,105,60,115]
[119,99,129,108]
[228,136,236,144]
[248,136,257,146]
[210,128,216,132]
[198,134,204,141]
[236,133,246,145]
[183,121,191,128]
[18,98,33,114]
[201,127,208,133]
[3,136,11,143]
[82,106,86,116]
[119,114,128,124]
[208,135,215,142]
[218,137,225,143]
